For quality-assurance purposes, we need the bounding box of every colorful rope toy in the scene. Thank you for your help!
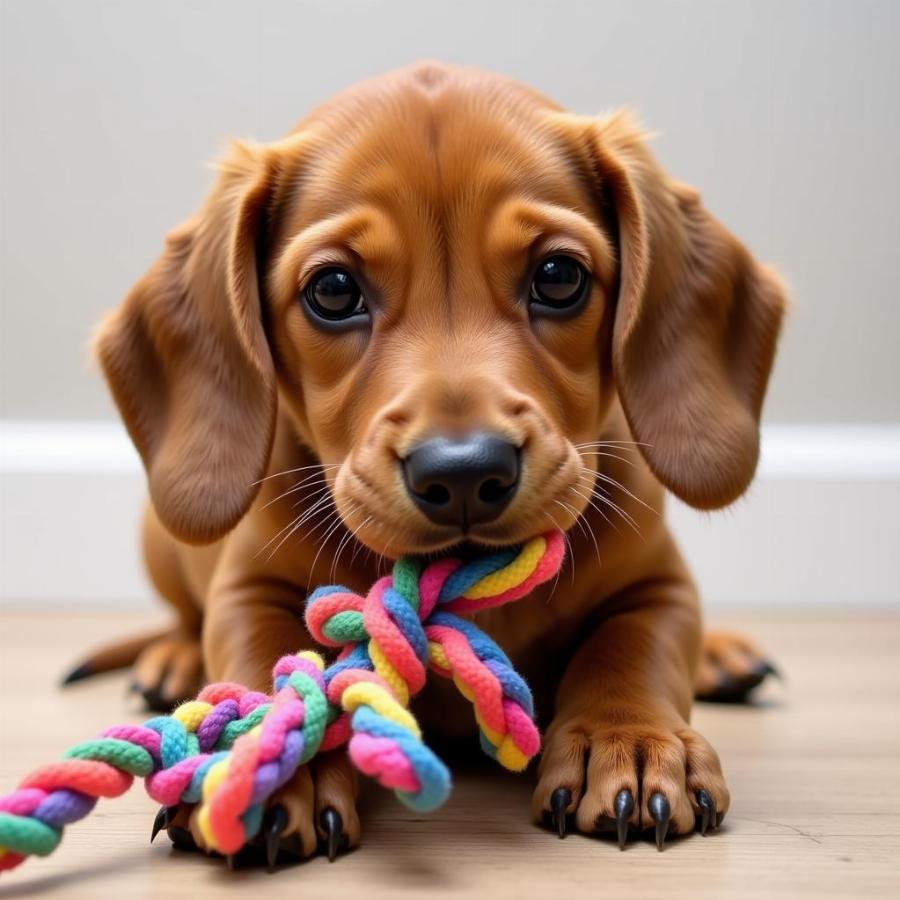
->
[0,531,564,872]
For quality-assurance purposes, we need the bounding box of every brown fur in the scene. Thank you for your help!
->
[86,62,785,850]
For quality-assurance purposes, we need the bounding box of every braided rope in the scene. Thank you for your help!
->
[0,531,564,871]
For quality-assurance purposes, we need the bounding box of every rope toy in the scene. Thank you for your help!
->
[0,531,564,872]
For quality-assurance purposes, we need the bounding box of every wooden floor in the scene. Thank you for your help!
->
[0,611,897,898]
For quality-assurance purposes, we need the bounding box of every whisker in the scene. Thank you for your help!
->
[302,501,344,544]
[253,462,341,487]
[575,466,643,533]
[350,518,378,569]
[562,522,576,587]
[591,470,658,515]
[286,490,336,533]
[310,504,358,588]
[300,505,348,582]
[587,485,643,537]
[264,504,336,566]
[552,500,579,586]
[262,475,334,511]
[373,539,388,578]
[331,512,372,583]
[561,501,592,574]
[570,480,621,535]
[555,495,588,541]
[349,514,376,567]
[260,491,336,562]
[564,487,603,565]
[330,519,358,583]
[372,522,406,576]
[576,463,657,518]
[576,449,636,468]
[379,526,404,575]
[573,440,651,449]
[289,482,337,510]
[544,511,566,604]
[255,506,312,561]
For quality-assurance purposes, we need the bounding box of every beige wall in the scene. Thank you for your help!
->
[2,0,898,424]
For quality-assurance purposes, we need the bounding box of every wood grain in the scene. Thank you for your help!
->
[1,611,897,898]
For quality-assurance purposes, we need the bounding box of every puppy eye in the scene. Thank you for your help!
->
[529,255,589,311]
[304,268,367,322]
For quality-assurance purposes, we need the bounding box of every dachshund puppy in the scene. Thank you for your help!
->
[76,62,785,859]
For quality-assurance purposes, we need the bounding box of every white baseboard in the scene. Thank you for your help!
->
[2,421,899,609]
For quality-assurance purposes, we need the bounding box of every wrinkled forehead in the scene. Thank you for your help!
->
[283,86,596,267]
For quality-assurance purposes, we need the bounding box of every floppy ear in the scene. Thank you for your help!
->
[587,112,786,509]
[95,141,291,543]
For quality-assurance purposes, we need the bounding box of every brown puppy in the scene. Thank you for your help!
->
[82,62,785,857]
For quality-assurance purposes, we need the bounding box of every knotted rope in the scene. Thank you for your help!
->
[0,531,564,872]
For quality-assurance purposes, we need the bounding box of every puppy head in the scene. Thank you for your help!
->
[97,63,785,552]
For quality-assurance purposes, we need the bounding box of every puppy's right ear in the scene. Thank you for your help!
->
[582,112,786,509]
[96,140,298,544]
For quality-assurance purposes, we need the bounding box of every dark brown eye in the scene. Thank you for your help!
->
[530,255,588,310]
[304,268,366,321]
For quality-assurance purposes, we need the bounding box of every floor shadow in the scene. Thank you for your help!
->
[0,848,151,898]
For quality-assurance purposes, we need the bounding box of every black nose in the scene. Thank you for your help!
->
[402,433,520,528]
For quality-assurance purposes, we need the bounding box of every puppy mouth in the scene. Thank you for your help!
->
[412,530,526,557]
[429,537,522,562]
[338,505,562,560]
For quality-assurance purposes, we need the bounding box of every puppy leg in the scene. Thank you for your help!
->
[65,504,205,709]
[130,504,205,710]
[533,578,729,848]
[695,630,779,702]
[160,587,359,867]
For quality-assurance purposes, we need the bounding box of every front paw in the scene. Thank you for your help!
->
[533,715,729,849]
[130,634,204,711]
[696,630,780,702]
[152,751,360,869]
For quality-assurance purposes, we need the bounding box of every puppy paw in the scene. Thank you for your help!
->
[153,751,360,869]
[130,634,204,711]
[695,630,780,702]
[533,716,729,848]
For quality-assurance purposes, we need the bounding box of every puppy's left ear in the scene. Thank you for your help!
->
[585,112,787,509]
[94,138,300,543]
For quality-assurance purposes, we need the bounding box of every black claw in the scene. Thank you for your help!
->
[320,808,344,863]
[709,673,743,701]
[168,826,197,852]
[151,805,175,843]
[550,788,571,839]
[264,806,289,872]
[132,681,166,711]
[648,792,670,850]
[754,660,782,681]
[696,789,716,836]
[701,659,782,704]
[61,662,93,686]
[614,788,635,850]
